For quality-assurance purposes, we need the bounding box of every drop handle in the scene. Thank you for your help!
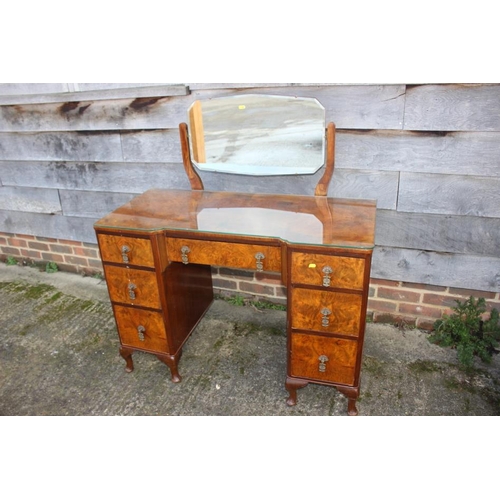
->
[121,245,130,263]
[318,355,329,373]
[321,307,332,327]
[181,245,190,265]
[137,325,145,342]
[255,252,265,272]
[322,266,333,287]
[128,282,137,300]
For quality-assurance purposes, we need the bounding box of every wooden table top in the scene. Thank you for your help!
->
[94,189,377,250]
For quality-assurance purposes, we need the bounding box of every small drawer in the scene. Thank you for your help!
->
[166,238,281,272]
[104,265,161,309]
[290,333,358,386]
[98,233,155,268]
[114,305,169,352]
[291,252,365,290]
[291,288,362,336]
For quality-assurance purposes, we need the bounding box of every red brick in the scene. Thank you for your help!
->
[36,236,56,243]
[0,237,7,245]
[399,303,442,318]
[28,241,50,251]
[401,281,447,292]
[1,247,21,256]
[377,287,421,303]
[370,278,400,287]
[367,299,397,312]
[239,281,276,296]
[74,246,99,258]
[255,271,281,284]
[212,278,238,290]
[50,244,74,254]
[423,293,462,308]
[373,312,415,327]
[41,252,65,263]
[58,239,82,246]
[447,287,496,299]
[7,237,29,248]
[20,249,41,259]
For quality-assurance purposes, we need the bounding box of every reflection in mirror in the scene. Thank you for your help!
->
[188,94,326,176]
[197,207,323,243]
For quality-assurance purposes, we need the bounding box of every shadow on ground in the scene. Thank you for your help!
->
[1,263,499,416]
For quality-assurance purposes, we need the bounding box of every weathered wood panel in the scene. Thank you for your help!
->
[0,85,405,132]
[398,172,500,217]
[336,130,500,177]
[0,210,97,243]
[0,84,188,105]
[375,210,500,257]
[404,84,500,131]
[0,96,197,132]
[0,161,191,192]
[0,83,70,96]
[0,131,123,162]
[59,190,136,218]
[372,246,500,292]
[121,129,184,163]
[0,186,61,214]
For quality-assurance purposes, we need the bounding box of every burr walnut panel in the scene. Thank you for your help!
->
[114,305,169,352]
[104,265,161,309]
[291,252,365,290]
[166,237,281,272]
[290,333,358,386]
[291,288,362,336]
[98,233,155,268]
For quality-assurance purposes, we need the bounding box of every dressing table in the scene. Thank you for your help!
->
[94,95,377,415]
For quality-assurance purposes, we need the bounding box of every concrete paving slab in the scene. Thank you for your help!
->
[1,262,499,416]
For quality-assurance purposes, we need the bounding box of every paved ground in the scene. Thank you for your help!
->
[1,262,499,416]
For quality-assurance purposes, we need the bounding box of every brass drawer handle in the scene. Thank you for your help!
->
[255,252,265,272]
[137,325,145,342]
[321,307,332,327]
[181,245,190,265]
[128,282,137,300]
[121,245,130,263]
[322,266,333,287]
[318,355,329,373]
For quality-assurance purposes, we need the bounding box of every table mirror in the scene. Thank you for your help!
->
[186,94,326,176]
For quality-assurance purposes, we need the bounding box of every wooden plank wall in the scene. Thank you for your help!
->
[1,83,499,292]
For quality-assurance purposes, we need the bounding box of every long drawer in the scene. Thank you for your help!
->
[291,251,365,290]
[104,265,161,309]
[166,237,281,272]
[289,333,358,386]
[114,305,169,352]
[291,288,362,337]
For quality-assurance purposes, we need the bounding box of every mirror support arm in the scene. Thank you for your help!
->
[314,122,336,197]
[179,122,204,191]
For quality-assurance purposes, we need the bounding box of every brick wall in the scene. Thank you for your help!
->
[2,231,499,330]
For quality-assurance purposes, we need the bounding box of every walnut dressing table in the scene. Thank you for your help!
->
[94,95,377,415]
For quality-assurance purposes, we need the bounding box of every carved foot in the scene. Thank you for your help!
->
[156,351,183,383]
[285,378,308,406]
[119,347,134,373]
[337,386,359,416]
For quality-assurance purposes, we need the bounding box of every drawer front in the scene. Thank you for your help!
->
[104,265,161,309]
[98,233,155,268]
[291,288,362,336]
[166,238,281,272]
[114,305,169,352]
[290,333,358,386]
[291,252,365,290]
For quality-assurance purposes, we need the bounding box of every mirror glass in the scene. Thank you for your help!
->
[187,94,325,176]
